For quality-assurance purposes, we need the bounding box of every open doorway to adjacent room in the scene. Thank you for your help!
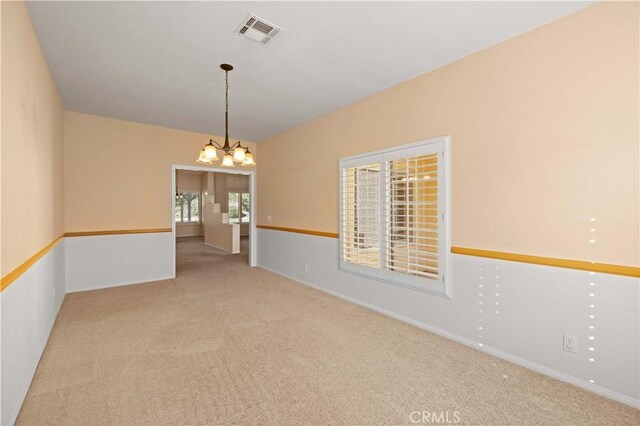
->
[171,165,256,278]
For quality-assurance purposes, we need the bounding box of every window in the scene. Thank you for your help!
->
[342,164,381,268]
[229,192,250,224]
[339,136,450,296]
[175,192,201,223]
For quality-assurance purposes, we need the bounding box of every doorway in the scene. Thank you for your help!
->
[171,164,256,278]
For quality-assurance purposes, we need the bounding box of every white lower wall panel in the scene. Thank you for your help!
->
[65,232,173,293]
[257,229,640,408]
[1,242,66,426]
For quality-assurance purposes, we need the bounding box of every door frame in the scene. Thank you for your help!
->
[171,164,257,278]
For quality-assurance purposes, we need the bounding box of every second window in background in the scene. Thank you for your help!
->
[229,192,250,224]
[175,192,201,223]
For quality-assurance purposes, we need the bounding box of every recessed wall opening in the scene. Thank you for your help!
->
[171,165,257,277]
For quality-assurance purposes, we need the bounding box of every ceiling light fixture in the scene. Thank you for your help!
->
[197,64,255,167]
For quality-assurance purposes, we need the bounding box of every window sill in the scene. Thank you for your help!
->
[339,261,450,299]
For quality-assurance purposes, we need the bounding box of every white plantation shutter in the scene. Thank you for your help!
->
[341,164,381,268]
[339,136,449,296]
[385,153,439,279]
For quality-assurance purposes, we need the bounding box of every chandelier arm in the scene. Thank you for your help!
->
[211,140,225,150]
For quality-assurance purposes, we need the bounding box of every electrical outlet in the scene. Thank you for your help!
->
[303,264,308,272]
[563,334,577,353]
[267,215,272,223]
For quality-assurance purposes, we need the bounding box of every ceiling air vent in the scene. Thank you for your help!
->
[235,13,282,46]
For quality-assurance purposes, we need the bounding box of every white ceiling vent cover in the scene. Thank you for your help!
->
[235,13,282,46]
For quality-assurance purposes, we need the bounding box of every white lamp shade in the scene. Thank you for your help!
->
[204,143,218,160]
[233,147,246,162]
[197,149,212,164]
[241,151,255,166]
[221,153,234,167]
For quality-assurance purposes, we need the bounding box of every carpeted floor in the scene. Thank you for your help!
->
[17,236,639,425]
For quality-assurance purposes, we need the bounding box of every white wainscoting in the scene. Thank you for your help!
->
[257,228,640,408]
[65,232,174,293]
[1,241,66,426]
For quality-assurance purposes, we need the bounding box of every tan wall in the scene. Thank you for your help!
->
[176,171,203,192]
[1,1,64,275]
[257,2,639,267]
[205,216,239,254]
[64,111,256,232]
[214,173,229,213]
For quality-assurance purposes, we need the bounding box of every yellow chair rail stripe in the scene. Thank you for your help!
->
[1,235,64,291]
[256,225,339,239]
[451,247,639,278]
[258,225,639,278]
[64,228,172,237]
[1,228,173,291]
[4,227,637,292]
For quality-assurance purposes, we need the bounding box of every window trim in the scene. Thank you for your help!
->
[175,191,202,224]
[338,135,451,298]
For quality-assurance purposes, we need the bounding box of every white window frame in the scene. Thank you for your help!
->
[338,135,451,298]
[175,191,202,224]
[228,192,250,224]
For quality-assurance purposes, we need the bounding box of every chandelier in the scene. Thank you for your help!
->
[197,64,255,167]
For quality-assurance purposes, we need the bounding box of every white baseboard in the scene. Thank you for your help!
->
[259,264,640,409]
[204,241,238,254]
[67,275,175,293]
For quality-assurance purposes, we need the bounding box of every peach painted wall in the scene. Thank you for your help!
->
[257,2,639,267]
[176,170,203,193]
[1,1,64,275]
[64,111,256,232]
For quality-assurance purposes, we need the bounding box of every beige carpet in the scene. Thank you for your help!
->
[17,236,639,425]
